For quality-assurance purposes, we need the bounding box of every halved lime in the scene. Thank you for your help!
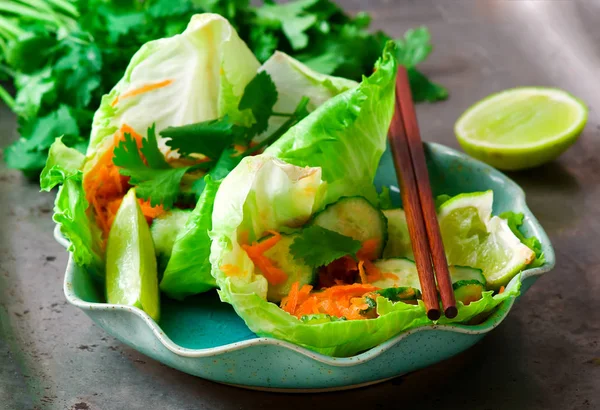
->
[438,191,535,289]
[455,87,587,170]
[106,189,160,321]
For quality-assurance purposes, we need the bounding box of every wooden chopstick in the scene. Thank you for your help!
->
[388,67,457,320]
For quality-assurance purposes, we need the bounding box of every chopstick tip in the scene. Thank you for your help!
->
[427,309,441,321]
[444,306,458,319]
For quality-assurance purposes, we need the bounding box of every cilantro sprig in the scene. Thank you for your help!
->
[113,125,188,209]
[3,0,447,177]
[290,226,362,268]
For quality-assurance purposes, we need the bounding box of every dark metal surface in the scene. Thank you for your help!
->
[1,1,598,409]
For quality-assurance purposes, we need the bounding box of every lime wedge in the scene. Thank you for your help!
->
[438,191,535,289]
[106,189,160,321]
[455,87,587,170]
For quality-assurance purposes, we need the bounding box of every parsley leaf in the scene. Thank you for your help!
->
[290,225,362,268]
[113,130,188,209]
[238,71,278,139]
[161,116,239,159]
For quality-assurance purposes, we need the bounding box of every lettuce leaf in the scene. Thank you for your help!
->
[154,43,357,299]
[209,45,521,356]
[264,42,397,204]
[159,176,221,300]
[40,137,85,191]
[500,211,545,268]
[86,13,261,166]
[53,174,104,280]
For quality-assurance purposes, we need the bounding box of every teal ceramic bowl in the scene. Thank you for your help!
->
[57,142,555,392]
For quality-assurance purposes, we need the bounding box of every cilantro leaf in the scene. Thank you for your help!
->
[238,71,278,139]
[290,225,362,268]
[395,27,432,67]
[13,68,57,119]
[253,0,319,50]
[407,68,448,103]
[161,116,239,159]
[143,124,170,169]
[113,130,188,209]
[192,147,242,197]
[500,211,546,268]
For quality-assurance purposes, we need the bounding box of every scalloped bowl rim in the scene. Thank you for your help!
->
[58,142,555,367]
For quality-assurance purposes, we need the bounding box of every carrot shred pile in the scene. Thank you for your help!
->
[83,124,164,239]
[281,282,379,320]
[242,232,288,285]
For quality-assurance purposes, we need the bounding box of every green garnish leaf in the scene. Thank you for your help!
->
[253,0,319,50]
[290,225,362,268]
[161,116,239,159]
[113,129,187,209]
[238,71,278,139]
[407,67,448,103]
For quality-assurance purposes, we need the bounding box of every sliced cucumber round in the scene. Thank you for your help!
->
[376,286,421,302]
[382,208,413,259]
[449,266,485,285]
[450,266,485,305]
[312,196,388,259]
[371,258,421,290]
[260,233,316,303]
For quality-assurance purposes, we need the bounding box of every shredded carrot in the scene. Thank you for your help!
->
[242,232,288,285]
[363,260,383,283]
[499,286,505,294]
[281,283,379,320]
[358,260,368,284]
[357,238,380,260]
[111,79,173,107]
[83,124,164,239]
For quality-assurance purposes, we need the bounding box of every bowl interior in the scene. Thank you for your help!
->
[67,143,554,351]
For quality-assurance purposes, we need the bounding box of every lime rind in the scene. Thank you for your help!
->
[454,87,587,170]
[438,191,534,289]
[437,190,493,226]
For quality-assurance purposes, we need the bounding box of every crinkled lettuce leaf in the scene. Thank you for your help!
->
[40,137,85,191]
[159,176,220,299]
[210,154,522,357]
[53,174,104,279]
[264,42,397,204]
[40,138,104,278]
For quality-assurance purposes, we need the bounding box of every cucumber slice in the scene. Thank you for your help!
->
[450,266,485,305]
[453,282,485,305]
[382,208,414,259]
[312,196,388,259]
[376,286,421,302]
[260,233,316,303]
[371,258,421,290]
[449,266,486,285]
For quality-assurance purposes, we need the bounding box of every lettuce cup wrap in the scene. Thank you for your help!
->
[209,44,541,357]
[40,14,356,299]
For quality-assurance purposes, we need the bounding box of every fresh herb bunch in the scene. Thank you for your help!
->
[0,0,447,177]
